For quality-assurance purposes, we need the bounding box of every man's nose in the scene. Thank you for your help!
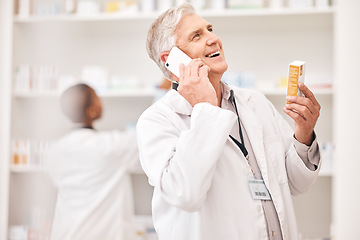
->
[206,32,219,46]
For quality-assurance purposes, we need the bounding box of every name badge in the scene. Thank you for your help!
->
[248,179,271,200]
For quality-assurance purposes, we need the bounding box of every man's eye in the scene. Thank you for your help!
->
[208,28,213,32]
[192,34,200,40]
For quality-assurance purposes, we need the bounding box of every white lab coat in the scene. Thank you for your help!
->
[136,83,321,240]
[47,129,138,240]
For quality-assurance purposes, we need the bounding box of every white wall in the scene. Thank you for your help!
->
[334,0,360,239]
[0,0,13,239]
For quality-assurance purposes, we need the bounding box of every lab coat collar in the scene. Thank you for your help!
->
[221,82,271,190]
[230,87,271,192]
[167,81,252,116]
[167,89,193,116]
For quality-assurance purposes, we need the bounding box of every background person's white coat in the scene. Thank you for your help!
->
[47,129,138,240]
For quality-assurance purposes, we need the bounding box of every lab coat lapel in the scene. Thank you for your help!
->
[167,89,193,116]
[235,92,271,189]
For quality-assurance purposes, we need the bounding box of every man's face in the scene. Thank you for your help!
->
[175,14,228,76]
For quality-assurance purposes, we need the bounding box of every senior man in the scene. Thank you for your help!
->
[137,3,321,240]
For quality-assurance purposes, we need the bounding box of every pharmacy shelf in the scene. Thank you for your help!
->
[13,88,156,98]
[10,164,333,176]
[99,88,156,98]
[5,3,336,239]
[10,165,44,173]
[10,167,334,180]
[14,12,157,22]
[200,7,335,17]
[133,214,158,240]
[13,88,332,98]
[10,164,147,174]
[13,7,335,23]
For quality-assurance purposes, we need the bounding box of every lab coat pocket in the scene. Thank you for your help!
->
[264,134,288,185]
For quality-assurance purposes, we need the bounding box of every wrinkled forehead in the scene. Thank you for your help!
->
[175,14,210,40]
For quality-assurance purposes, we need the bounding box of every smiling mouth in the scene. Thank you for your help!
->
[206,51,220,58]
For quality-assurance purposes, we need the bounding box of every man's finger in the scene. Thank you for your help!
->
[286,96,317,115]
[199,65,210,78]
[179,63,185,81]
[283,106,306,123]
[298,83,320,108]
[189,58,204,77]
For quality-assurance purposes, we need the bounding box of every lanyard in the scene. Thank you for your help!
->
[173,85,248,159]
[229,90,249,160]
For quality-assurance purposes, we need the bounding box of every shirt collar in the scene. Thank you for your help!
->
[221,81,251,103]
[221,81,232,101]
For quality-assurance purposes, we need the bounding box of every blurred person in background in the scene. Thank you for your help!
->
[46,83,138,240]
[137,3,322,240]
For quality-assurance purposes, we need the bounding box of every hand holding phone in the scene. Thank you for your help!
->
[165,47,217,106]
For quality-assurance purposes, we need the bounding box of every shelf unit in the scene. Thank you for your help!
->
[1,2,335,240]
[261,87,333,96]
[13,88,156,98]
[13,87,333,97]
[13,7,335,22]
[10,165,45,173]
[0,0,13,239]
[9,163,146,174]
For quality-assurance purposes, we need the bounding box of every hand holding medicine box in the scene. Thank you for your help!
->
[287,61,306,104]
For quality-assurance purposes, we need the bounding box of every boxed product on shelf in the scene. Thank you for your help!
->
[36,2,62,16]
[77,0,101,14]
[209,0,227,9]
[8,225,28,240]
[9,208,52,240]
[188,0,206,10]
[14,65,59,93]
[314,0,330,8]
[81,65,109,92]
[14,64,151,95]
[140,0,156,12]
[222,71,256,89]
[16,0,31,17]
[11,139,50,168]
[133,215,158,240]
[11,139,30,166]
[157,0,173,12]
[110,75,139,90]
[287,0,314,8]
[306,76,332,89]
[228,0,265,9]
[103,0,140,13]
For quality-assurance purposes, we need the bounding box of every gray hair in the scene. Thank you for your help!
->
[146,3,196,80]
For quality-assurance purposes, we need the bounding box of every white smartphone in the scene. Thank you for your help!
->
[165,47,192,78]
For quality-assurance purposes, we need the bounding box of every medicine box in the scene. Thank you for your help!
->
[287,61,306,102]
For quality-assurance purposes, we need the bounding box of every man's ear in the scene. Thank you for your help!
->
[85,106,96,120]
[160,51,179,82]
[160,51,170,64]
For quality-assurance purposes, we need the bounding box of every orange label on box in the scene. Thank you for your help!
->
[287,65,299,97]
